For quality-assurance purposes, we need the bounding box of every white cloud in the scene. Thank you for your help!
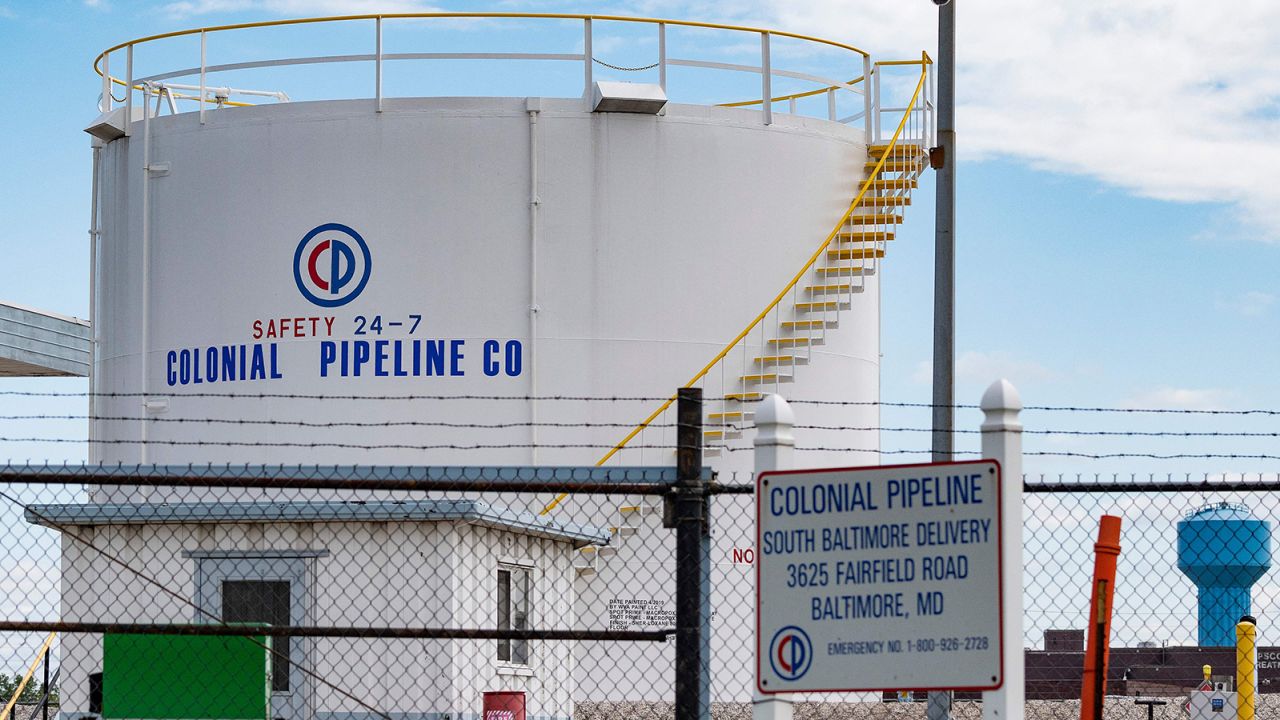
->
[912,351,1057,386]
[1217,290,1276,317]
[731,0,1280,242]
[1122,387,1232,410]
[162,0,442,18]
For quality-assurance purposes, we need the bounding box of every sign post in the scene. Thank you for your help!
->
[756,459,1004,693]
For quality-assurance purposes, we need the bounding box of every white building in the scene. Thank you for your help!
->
[30,499,606,720]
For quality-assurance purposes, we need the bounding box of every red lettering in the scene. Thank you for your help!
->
[731,548,755,565]
[252,320,262,340]
[324,317,335,336]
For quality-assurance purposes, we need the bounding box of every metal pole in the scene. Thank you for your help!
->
[928,6,957,718]
[124,45,133,137]
[932,0,957,464]
[1238,617,1258,720]
[658,23,667,92]
[760,32,772,126]
[674,387,709,720]
[101,53,111,112]
[375,17,383,113]
[583,19,593,101]
[41,645,48,720]
[199,31,206,125]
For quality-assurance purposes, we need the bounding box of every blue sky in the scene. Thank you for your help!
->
[0,0,1277,480]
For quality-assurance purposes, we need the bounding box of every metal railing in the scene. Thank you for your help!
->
[94,12,876,130]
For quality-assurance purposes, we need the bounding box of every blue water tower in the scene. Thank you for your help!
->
[1177,502,1272,646]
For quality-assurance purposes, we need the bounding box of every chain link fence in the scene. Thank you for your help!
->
[6,469,1280,720]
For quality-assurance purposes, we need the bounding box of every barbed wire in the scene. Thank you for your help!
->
[6,436,1280,461]
[0,415,677,430]
[7,416,1279,438]
[0,391,673,401]
[0,438,682,451]
[5,392,1279,415]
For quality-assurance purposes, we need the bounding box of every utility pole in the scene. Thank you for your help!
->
[929,1,956,720]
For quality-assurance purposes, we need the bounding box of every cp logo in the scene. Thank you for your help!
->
[769,626,812,681]
[293,223,372,307]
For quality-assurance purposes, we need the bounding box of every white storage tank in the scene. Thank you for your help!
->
[77,13,934,714]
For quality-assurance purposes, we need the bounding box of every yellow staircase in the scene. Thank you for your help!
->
[546,56,934,574]
[704,138,928,455]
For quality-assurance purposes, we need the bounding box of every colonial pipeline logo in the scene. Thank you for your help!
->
[293,223,372,307]
[769,626,812,681]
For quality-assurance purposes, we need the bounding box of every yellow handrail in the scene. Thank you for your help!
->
[719,53,931,109]
[93,13,868,80]
[540,54,930,515]
[1,632,56,720]
[717,76,864,109]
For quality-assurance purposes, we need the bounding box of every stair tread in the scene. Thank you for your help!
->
[869,178,918,189]
[782,319,836,329]
[795,301,843,311]
[828,248,886,259]
[835,231,894,242]
[846,213,904,224]
[740,372,792,381]
[868,143,926,159]
[858,196,911,206]
[864,160,926,172]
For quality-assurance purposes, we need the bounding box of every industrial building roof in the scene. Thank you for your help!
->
[25,498,611,547]
[0,301,90,377]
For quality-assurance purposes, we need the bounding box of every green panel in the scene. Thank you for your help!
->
[103,633,270,720]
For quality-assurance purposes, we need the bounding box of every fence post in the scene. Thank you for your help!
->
[753,395,793,720]
[981,379,1024,720]
[675,387,710,720]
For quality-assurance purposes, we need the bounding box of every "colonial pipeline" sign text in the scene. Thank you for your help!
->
[756,461,1004,694]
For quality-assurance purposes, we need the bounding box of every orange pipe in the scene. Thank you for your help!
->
[1080,515,1122,720]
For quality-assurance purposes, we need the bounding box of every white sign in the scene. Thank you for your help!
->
[756,460,1004,693]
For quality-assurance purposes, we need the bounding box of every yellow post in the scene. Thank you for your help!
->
[1203,664,1212,684]
[1237,616,1258,720]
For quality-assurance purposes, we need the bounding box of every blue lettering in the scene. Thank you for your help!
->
[352,341,370,376]
[221,346,236,380]
[393,341,408,377]
[505,340,522,376]
[166,351,177,387]
[205,348,218,383]
[269,343,282,379]
[483,340,501,377]
[374,340,389,377]
[450,340,465,376]
[425,340,445,376]
[320,341,336,377]
[249,345,266,380]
